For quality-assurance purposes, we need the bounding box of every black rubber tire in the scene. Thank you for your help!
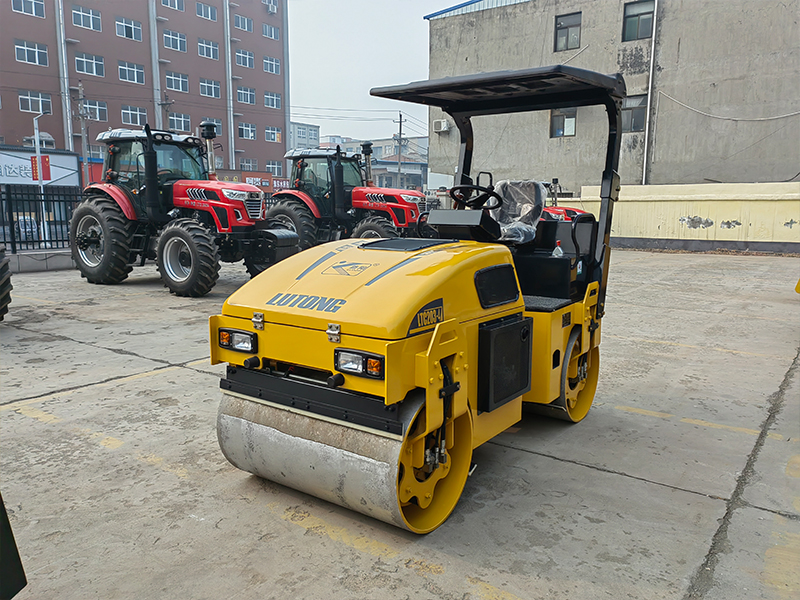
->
[243,255,270,278]
[351,215,399,239]
[265,199,318,250]
[156,219,220,297]
[70,196,135,284]
[0,245,12,322]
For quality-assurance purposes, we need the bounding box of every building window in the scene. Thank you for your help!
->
[203,117,222,135]
[169,112,191,132]
[265,160,282,177]
[116,17,142,42]
[15,40,48,67]
[555,13,581,52]
[234,14,253,32]
[166,71,189,93]
[237,86,255,104]
[622,95,647,132]
[12,0,44,18]
[22,135,55,149]
[198,38,219,60]
[297,126,306,138]
[238,122,256,140]
[265,126,281,142]
[88,144,104,159]
[263,56,280,74]
[199,78,220,98]
[623,1,654,42]
[162,0,184,11]
[75,52,104,77]
[81,99,108,121]
[239,158,258,171]
[164,30,187,52]
[263,0,278,13]
[118,60,145,84]
[264,92,281,109]
[262,24,279,40]
[550,107,576,137]
[18,91,52,114]
[121,105,146,126]
[196,2,216,21]
[235,49,254,68]
[308,128,318,141]
[72,5,101,31]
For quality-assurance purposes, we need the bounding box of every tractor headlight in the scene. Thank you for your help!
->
[219,329,258,353]
[400,194,422,204]
[222,189,249,201]
[334,349,384,379]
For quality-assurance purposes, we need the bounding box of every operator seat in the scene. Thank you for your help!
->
[489,180,546,244]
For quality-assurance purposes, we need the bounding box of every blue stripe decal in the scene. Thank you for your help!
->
[295,251,337,280]
[364,255,425,287]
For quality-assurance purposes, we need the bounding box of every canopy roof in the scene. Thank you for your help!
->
[371,65,625,115]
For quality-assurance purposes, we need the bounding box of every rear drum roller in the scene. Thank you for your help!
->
[217,391,473,533]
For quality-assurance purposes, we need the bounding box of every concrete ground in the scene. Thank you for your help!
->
[1,250,798,600]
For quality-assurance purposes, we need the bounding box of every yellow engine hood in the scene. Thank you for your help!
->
[222,238,519,340]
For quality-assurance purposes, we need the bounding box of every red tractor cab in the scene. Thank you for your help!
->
[266,143,427,249]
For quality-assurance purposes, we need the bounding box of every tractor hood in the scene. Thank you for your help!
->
[172,179,262,196]
[222,238,520,340]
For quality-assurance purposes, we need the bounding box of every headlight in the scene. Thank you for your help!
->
[219,329,258,353]
[400,194,422,204]
[222,188,249,201]
[334,349,384,379]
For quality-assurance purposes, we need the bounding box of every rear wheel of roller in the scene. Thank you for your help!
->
[396,405,473,534]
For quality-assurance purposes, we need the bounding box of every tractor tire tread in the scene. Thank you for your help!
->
[0,245,12,321]
[266,199,318,250]
[351,215,399,239]
[157,218,220,297]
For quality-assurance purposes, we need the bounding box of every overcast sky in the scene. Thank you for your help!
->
[287,0,456,142]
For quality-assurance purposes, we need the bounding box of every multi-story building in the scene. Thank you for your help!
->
[425,0,800,194]
[288,121,320,150]
[0,0,289,176]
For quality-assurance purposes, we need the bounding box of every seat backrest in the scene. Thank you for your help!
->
[490,180,546,244]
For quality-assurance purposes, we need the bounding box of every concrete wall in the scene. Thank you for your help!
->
[577,182,800,252]
[427,0,800,194]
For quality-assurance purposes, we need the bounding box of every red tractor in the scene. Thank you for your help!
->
[69,122,298,297]
[266,143,428,249]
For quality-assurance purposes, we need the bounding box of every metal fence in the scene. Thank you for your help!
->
[0,185,82,254]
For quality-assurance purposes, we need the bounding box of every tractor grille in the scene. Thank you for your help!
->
[244,195,263,220]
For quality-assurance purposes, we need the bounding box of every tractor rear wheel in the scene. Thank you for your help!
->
[156,219,220,297]
[351,216,399,239]
[0,245,12,321]
[265,199,317,250]
[70,196,135,284]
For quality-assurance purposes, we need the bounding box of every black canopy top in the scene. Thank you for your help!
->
[370,65,626,115]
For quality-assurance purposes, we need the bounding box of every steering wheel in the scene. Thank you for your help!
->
[449,184,503,210]
[303,171,319,187]
[157,169,174,176]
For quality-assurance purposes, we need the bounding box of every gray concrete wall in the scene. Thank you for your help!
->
[426,0,800,195]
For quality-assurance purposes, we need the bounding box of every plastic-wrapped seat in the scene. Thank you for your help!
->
[489,180,547,244]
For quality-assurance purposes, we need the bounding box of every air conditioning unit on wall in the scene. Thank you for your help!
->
[432,119,449,133]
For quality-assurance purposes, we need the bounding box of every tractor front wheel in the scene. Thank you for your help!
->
[265,200,318,250]
[156,219,220,297]
[70,196,135,284]
[351,216,399,239]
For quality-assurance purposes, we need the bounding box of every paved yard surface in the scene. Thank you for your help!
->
[1,250,799,599]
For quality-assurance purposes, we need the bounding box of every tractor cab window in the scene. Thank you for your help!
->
[340,159,362,188]
[113,141,145,192]
[295,157,331,197]
[154,142,207,180]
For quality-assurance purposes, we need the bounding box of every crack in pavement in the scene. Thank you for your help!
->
[487,439,730,502]
[682,345,800,600]
[0,358,213,408]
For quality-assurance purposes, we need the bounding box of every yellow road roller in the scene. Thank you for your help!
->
[210,65,625,533]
